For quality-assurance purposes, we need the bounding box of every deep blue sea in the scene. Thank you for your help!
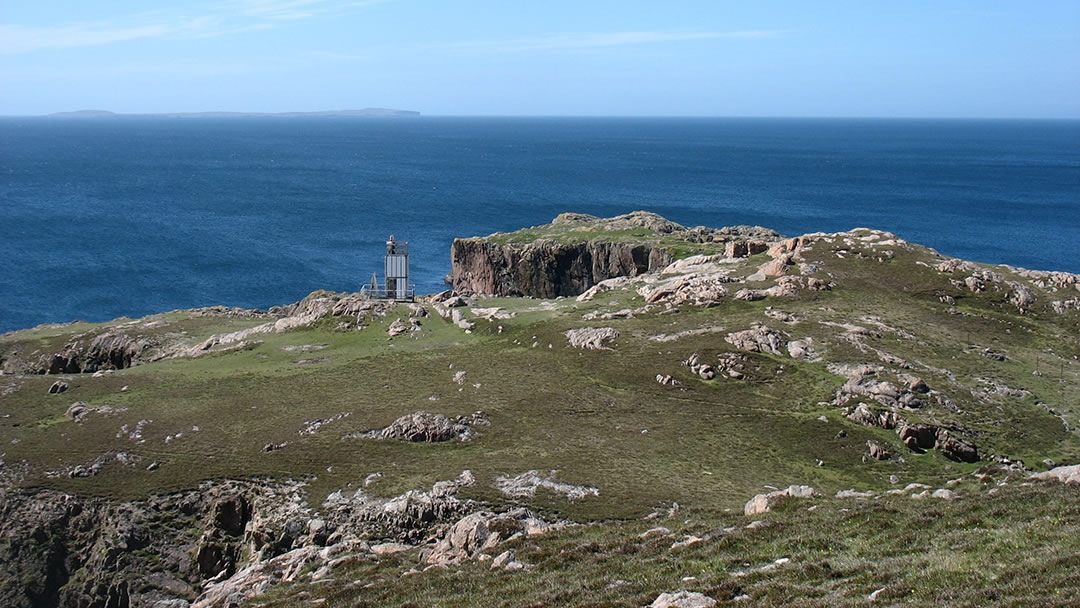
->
[1,117,1078,333]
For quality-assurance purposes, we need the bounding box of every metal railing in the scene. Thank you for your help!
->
[360,284,417,301]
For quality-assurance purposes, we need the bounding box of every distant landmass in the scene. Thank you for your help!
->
[47,108,420,118]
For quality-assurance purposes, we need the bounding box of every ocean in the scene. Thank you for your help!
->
[1,117,1078,333]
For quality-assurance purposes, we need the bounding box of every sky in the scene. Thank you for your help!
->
[1,1,1078,117]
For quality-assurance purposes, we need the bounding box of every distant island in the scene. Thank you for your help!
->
[47,108,420,118]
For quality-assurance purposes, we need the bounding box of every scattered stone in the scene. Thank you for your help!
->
[656,374,679,386]
[931,489,958,500]
[491,550,515,569]
[670,535,703,550]
[564,327,619,350]
[370,542,412,557]
[48,380,68,394]
[836,489,875,499]
[846,403,897,429]
[294,357,327,366]
[494,470,599,501]
[715,353,750,379]
[733,557,791,577]
[280,344,330,353]
[865,440,891,461]
[299,412,351,436]
[639,526,672,539]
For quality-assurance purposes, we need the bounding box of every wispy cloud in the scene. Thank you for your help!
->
[0,22,171,55]
[0,1,388,55]
[226,0,391,20]
[441,30,784,53]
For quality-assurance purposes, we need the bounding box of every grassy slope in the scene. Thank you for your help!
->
[1,225,1079,604]
[252,473,1080,608]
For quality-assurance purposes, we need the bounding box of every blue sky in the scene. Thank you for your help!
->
[1,1,1078,117]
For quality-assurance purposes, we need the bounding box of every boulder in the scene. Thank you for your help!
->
[897,423,937,451]
[725,325,786,356]
[48,380,69,394]
[1031,464,1080,485]
[846,403,897,429]
[387,319,409,336]
[744,485,816,516]
[786,338,818,361]
[1008,282,1036,312]
[759,253,794,277]
[649,591,717,608]
[935,432,979,463]
[366,411,480,443]
[642,273,732,307]
[65,401,90,423]
[564,327,619,350]
[865,440,891,461]
[424,509,556,566]
[931,489,959,500]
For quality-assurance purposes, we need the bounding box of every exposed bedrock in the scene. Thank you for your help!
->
[450,238,671,298]
[450,211,779,297]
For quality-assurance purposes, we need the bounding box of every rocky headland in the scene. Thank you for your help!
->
[1,211,1078,607]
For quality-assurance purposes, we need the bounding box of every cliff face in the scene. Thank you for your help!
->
[450,238,671,298]
[449,211,780,297]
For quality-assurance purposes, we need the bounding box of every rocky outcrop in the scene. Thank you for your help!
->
[355,411,489,442]
[1,291,398,375]
[649,591,718,608]
[564,327,620,350]
[725,324,787,356]
[450,211,779,298]
[744,485,817,516]
[451,237,671,298]
[1032,464,1080,485]
[0,471,506,608]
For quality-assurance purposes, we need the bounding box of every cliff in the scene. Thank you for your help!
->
[450,211,779,297]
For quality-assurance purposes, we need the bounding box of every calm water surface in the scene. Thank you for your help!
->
[1,117,1077,332]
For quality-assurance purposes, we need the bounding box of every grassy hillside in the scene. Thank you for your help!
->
[1,218,1078,606]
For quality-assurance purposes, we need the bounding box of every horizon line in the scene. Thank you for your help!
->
[4,111,1080,121]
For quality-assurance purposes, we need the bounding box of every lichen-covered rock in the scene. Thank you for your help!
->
[1032,464,1080,485]
[565,327,619,350]
[649,591,718,608]
[744,485,816,516]
[935,432,979,463]
[725,324,786,355]
[360,411,487,442]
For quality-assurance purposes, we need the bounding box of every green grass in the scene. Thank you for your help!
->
[1,224,1079,606]
[251,472,1080,607]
